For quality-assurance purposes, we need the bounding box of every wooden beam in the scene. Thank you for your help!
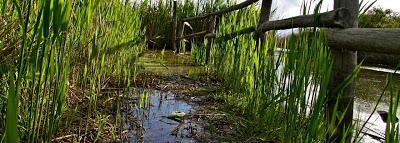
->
[207,9,350,41]
[172,1,177,52]
[256,8,351,34]
[327,0,359,142]
[183,0,260,22]
[327,28,400,54]
[177,31,208,40]
[254,0,273,52]
[206,26,256,40]
[206,16,217,64]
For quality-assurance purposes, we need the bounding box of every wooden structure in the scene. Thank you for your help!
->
[172,0,177,52]
[172,0,400,142]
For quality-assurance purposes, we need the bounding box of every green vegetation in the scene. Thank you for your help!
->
[0,0,145,142]
[142,0,229,50]
[191,1,400,142]
[0,0,399,142]
[359,7,400,28]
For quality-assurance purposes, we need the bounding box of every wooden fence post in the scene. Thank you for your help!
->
[205,15,216,64]
[172,0,177,53]
[328,0,358,142]
[255,0,273,42]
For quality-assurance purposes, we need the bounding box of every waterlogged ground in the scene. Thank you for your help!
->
[130,50,399,142]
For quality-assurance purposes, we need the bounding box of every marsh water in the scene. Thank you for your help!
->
[130,50,399,142]
[354,68,400,142]
[127,90,201,142]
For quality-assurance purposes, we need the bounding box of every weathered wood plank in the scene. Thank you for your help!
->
[328,0,359,142]
[172,1,177,52]
[177,31,208,40]
[256,8,351,34]
[327,28,400,54]
[207,8,350,41]
[206,16,217,64]
[205,26,255,40]
[254,0,273,52]
[183,0,260,22]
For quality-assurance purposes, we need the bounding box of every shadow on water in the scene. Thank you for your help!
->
[126,89,202,143]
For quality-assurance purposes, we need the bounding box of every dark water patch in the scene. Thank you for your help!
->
[126,89,203,143]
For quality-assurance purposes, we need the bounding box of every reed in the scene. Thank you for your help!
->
[0,0,145,142]
[191,0,399,142]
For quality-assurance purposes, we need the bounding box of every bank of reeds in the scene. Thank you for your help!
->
[191,1,400,142]
[0,0,145,142]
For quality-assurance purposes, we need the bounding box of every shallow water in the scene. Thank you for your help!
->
[354,67,400,142]
[354,99,399,143]
[135,50,399,142]
[127,90,202,143]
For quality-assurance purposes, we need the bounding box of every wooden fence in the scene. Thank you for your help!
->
[172,0,400,142]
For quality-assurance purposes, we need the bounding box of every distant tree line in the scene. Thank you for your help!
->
[359,7,400,28]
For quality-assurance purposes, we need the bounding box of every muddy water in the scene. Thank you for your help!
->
[127,90,202,142]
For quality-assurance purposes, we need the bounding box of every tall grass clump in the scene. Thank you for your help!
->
[142,0,229,50]
[0,0,146,142]
[191,1,364,142]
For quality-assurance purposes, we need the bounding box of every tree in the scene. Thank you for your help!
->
[359,7,400,28]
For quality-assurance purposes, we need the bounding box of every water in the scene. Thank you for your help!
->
[127,90,203,143]
[134,50,399,142]
[354,99,398,142]
[354,67,400,142]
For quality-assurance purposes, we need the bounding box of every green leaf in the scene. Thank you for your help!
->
[5,70,20,143]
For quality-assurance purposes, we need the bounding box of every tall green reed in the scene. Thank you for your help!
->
[0,0,146,142]
[190,1,363,142]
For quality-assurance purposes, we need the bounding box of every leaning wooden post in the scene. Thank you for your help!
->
[205,15,216,64]
[327,0,358,142]
[172,0,178,52]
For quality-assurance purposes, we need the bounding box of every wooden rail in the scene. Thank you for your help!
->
[206,8,352,41]
[177,31,208,40]
[182,0,260,22]
[327,28,400,54]
[172,1,177,52]
[172,0,400,141]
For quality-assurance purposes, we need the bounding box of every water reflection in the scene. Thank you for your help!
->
[354,67,400,143]
[127,90,202,143]
[135,50,399,142]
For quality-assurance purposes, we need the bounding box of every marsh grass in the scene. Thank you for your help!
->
[0,0,145,142]
[0,0,399,142]
[191,1,399,142]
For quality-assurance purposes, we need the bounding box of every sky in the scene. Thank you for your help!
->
[240,0,400,35]
[268,0,400,19]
